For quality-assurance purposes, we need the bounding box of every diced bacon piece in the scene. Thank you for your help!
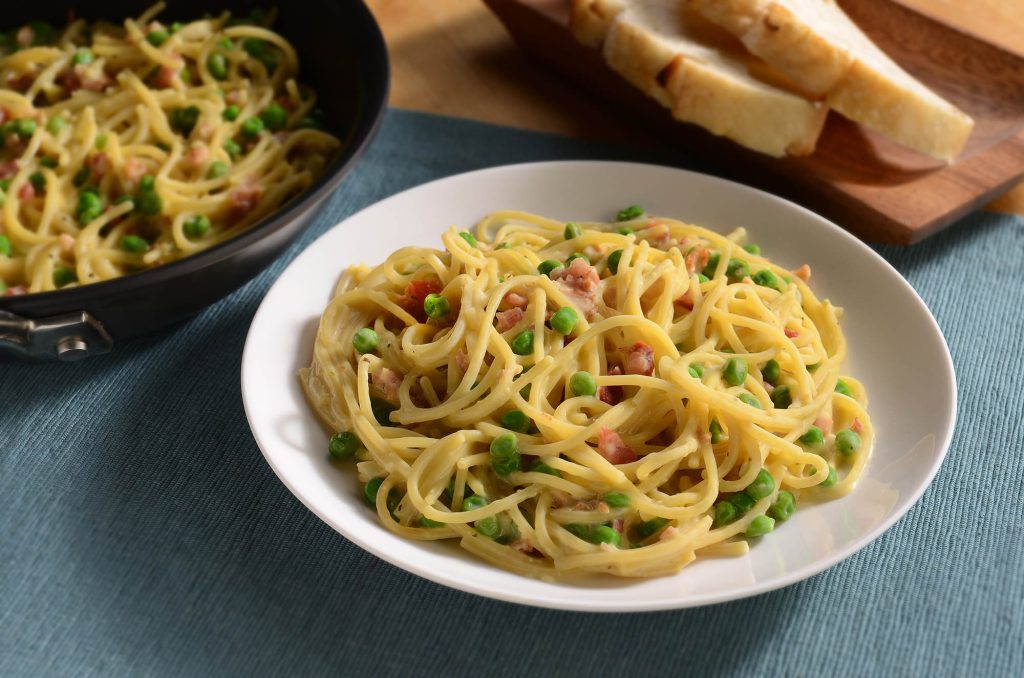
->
[659,526,679,542]
[646,222,671,248]
[5,134,25,153]
[153,64,182,89]
[598,502,611,514]
[675,289,694,311]
[612,517,624,534]
[397,278,442,322]
[87,153,109,178]
[0,160,18,179]
[697,429,710,445]
[851,417,863,434]
[0,108,7,125]
[495,307,524,333]
[225,90,243,105]
[625,341,655,377]
[598,366,623,406]
[273,131,289,144]
[17,183,35,201]
[793,264,811,282]
[551,257,602,319]
[763,382,775,394]
[502,291,528,310]
[685,245,710,273]
[75,64,112,92]
[596,427,637,465]
[814,416,833,436]
[229,183,264,215]
[455,349,469,374]
[16,26,34,47]
[370,367,402,404]
[122,157,147,186]
[195,121,215,141]
[510,538,538,556]
[5,284,27,296]
[58,233,75,254]
[784,328,800,338]
[185,142,208,169]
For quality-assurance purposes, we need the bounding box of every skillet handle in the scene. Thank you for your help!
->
[0,309,113,361]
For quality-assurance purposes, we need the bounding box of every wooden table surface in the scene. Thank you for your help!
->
[365,0,1024,217]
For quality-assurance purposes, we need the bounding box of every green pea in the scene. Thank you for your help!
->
[713,501,738,527]
[53,266,76,287]
[222,105,241,122]
[697,273,709,284]
[564,222,582,239]
[603,492,630,508]
[463,495,487,512]
[223,139,241,158]
[206,161,229,179]
[799,426,824,448]
[739,393,761,409]
[14,118,36,139]
[592,525,621,547]
[770,384,792,409]
[607,249,623,274]
[616,226,633,236]
[28,172,44,192]
[120,235,149,253]
[709,419,726,444]
[730,492,756,515]
[529,458,560,477]
[818,464,838,487]
[169,21,184,33]
[745,515,775,537]
[475,515,502,539]
[761,359,780,385]
[352,327,379,354]
[549,306,578,335]
[94,133,108,150]
[363,477,384,505]
[500,409,530,432]
[688,363,704,379]
[135,188,162,216]
[569,370,596,397]
[510,329,534,355]
[71,48,93,65]
[370,397,396,427]
[146,30,169,47]
[218,37,234,49]
[835,429,861,455]
[423,293,450,320]
[207,52,229,80]
[745,469,775,500]
[565,252,589,266]
[723,357,748,386]
[184,214,211,239]
[616,204,644,221]
[835,379,853,397]
[241,116,264,137]
[537,259,563,277]
[45,115,66,135]
[743,243,761,255]
[726,258,749,283]
[701,252,721,279]
[807,363,820,373]
[637,517,669,538]
[329,431,360,459]
[419,516,444,528]
[75,190,102,223]
[769,491,795,522]
[752,269,781,291]
[261,103,287,131]
[0,234,10,257]
[490,433,521,476]
[39,157,57,169]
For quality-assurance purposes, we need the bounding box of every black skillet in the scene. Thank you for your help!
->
[0,0,389,360]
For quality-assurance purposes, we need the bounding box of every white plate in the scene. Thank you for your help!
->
[241,161,956,612]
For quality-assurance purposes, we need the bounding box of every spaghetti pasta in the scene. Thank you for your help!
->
[302,209,872,579]
[0,4,339,295]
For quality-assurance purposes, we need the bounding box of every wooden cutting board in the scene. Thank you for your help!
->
[482,0,1024,244]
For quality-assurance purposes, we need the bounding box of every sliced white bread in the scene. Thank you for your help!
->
[687,0,975,162]
[569,0,827,157]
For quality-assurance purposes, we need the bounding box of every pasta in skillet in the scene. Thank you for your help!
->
[302,207,872,579]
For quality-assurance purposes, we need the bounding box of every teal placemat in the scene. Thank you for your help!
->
[2,109,1022,676]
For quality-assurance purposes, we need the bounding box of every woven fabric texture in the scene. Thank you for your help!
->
[2,109,1022,677]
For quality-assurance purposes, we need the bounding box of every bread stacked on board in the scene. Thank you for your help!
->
[570,0,974,161]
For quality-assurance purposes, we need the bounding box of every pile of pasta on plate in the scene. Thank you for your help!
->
[302,207,871,580]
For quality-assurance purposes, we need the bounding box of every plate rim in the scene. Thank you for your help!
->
[241,159,957,612]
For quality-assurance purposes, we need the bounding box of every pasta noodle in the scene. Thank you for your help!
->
[0,4,339,295]
[301,209,872,579]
